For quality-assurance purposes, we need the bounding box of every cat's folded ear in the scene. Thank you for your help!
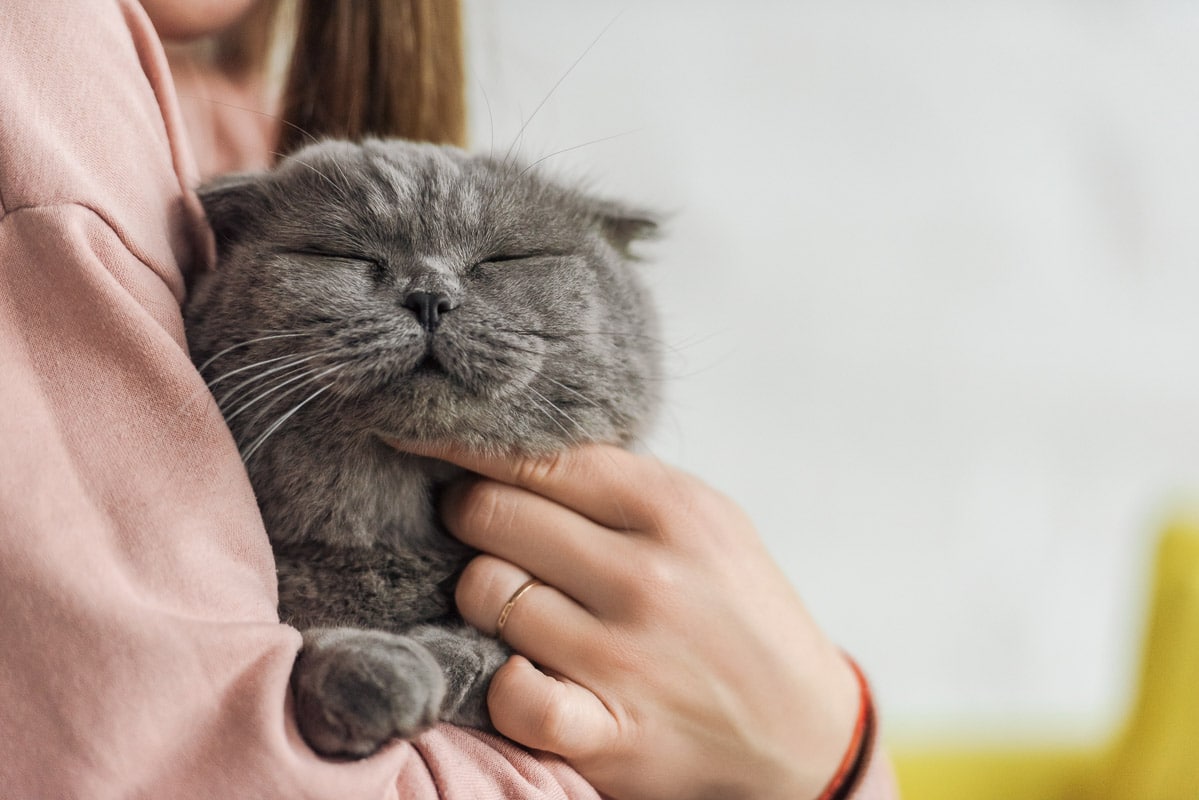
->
[197,173,271,256]
[589,199,660,259]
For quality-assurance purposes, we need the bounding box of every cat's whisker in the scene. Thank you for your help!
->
[235,374,334,446]
[179,338,322,421]
[271,152,351,204]
[208,349,333,394]
[213,353,337,415]
[176,93,320,151]
[196,331,317,374]
[471,66,496,157]
[496,326,702,366]
[239,386,333,463]
[320,144,356,195]
[542,377,603,409]
[518,129,640,179]
[325,372,359,421]
[225,362,338,424]
[484,341,544,359]
[492,326,665,343]
[171,380,224,427]
[521,390,582,446]
[526,386,587,442]
[502,11,623,168]
[240,370,342,463]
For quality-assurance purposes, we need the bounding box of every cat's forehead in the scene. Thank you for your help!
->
[261,140,615,259]
[278,140,560,228]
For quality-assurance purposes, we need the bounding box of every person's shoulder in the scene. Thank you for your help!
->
[0,0,204,290]
[1,0,174,207]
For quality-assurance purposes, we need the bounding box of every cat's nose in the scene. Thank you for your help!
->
[401,291,455,332]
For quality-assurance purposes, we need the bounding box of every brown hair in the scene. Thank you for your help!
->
[216,0,466,156]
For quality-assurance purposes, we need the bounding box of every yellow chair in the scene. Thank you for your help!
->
[892,515,1199,800]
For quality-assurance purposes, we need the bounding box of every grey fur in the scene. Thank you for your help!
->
[184,139,660,758]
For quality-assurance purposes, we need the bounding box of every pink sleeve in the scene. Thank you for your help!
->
[0,2,598,797]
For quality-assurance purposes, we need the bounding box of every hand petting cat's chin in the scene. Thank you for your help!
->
[374,433,527,462]
[375,433,474,457]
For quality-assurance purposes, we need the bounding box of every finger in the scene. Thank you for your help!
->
[487,655,617,760]
[456,555,609,674]
[391,440,675,531]
[443,478,634,611]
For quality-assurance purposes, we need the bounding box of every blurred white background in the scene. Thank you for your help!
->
[463,1,1199,742]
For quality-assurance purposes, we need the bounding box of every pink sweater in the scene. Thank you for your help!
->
[0,1,897,797]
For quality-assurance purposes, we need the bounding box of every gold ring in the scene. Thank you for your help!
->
[496,578,542,638]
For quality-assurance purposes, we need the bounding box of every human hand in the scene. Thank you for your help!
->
[400,443,861,800]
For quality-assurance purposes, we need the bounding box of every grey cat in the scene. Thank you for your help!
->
[184,138,660,758]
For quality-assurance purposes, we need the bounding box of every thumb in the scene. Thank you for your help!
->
[487,655,619,759]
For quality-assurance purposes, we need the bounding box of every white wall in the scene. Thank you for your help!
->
[463,0,1199,741]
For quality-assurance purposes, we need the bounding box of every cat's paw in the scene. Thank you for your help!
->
[292,627,446,758]
[409,624,510,729]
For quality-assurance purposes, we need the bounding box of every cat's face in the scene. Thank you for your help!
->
[185,139,660,458]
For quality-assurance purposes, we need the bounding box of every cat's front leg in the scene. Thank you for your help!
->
[291,627,445,758]
[407,623,510,729]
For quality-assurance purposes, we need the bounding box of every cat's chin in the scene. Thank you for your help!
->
[369,421,580,458]
[328,350,535,406]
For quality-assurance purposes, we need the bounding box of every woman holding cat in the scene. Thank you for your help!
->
[0,1,898,798]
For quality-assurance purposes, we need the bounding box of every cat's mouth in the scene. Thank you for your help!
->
[410,353,446,377]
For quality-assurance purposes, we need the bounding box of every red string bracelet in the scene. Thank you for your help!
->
[815,656,873,800]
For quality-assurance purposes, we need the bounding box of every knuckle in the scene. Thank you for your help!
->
[486,663,514,709]
[645,556,683,594]
[487,660,564,749]
[455,555,508,625]
[636,468,697,532]
[627,553,683,607]
[533,682,574,748]
[513,449,569,488]
[643,472,733,543]
[456,481,509,539]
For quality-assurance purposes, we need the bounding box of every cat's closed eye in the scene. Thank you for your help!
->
[481,253,542,264]
[471,252,567,273]
[290,246,376,261]
[285,247,387,281]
